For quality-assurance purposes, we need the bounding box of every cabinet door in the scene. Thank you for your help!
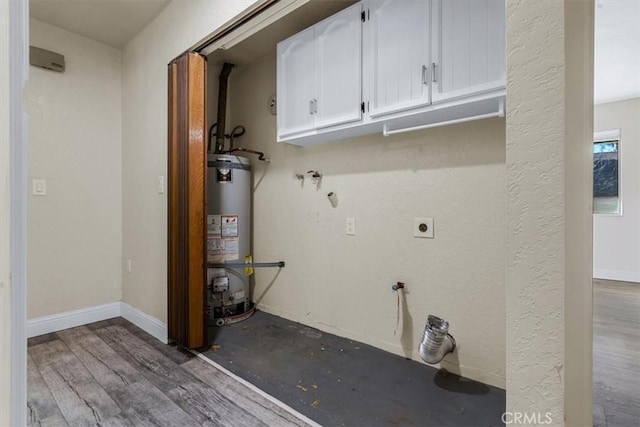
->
[315,3,362,129]
[432,0,505,103]
[277,27,316,138]
[368,0,430,117]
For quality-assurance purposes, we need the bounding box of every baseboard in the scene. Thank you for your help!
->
[121,302,168,344]
[27,302,169,345]
[27,302,121,338]
[594,269,640,283]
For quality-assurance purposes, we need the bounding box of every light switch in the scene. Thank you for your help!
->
[32,179,47,196]
[157,176,165,194]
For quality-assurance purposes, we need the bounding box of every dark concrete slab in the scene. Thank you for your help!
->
[204,310,505,427]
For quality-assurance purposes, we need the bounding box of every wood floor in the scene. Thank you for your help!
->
[27,317,310,427]
[593,279,640,427]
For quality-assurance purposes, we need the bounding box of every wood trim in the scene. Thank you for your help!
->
[167,53,207,349]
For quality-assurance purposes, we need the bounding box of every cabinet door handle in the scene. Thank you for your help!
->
[432,62,437,83]
[313,98,318,114]
[309,99,314,115]
[422,65,428,85]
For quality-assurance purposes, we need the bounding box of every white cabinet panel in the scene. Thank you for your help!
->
[315,4,362,129]
[277,27,316,137]
[432,0,505,103]
[368,0,431,116]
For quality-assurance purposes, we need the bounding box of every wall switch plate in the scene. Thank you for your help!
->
[32,179,47,196]
[414,217,434,238]
[157,176,165,194]
[126,259,132,273]
[346,218,356,235]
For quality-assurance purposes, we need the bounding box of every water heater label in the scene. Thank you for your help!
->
[207,215,221,236]
[223,238,239,261]
[207,236,239,262]
[217,166,232,183]
[221,215,238,237]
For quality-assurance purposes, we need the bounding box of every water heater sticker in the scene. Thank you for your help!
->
[221,215,238,237]
[223,238,239,261]
[234,290,245,300]
[217,166,232,183]
[208,237,225,263]
[207,215,221,236]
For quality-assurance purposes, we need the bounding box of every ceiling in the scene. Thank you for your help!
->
[30,0,172,48]
[595,0,640,104]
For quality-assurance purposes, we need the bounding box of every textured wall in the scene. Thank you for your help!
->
[224,54,507,387]
[506,0,567,423]
[121,0,255,321]
[26,19,122,318]
[594,98,640,281]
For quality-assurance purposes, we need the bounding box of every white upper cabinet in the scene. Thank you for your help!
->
[277,3,362,140]
[431,0,505,103]
[368,0,431,117]
[277,27,316,138]
[315,4,362,129]
[276,0,506,146]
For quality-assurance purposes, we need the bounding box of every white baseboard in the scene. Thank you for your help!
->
[27,302,168,344]
[121,302,168,344]
[27,302,121,338]
[594,269,640,283]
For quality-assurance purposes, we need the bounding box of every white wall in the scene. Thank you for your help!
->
[226,54,506,388]
[26,19,122,319]
[1,1,12,422]
[594,98,640,283]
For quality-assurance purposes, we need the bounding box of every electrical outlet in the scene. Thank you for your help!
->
[346,218,356,236]
[32,179,47,196]
[414,217,434,238]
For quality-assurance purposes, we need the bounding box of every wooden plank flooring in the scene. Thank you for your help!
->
[593,279,640,427]
[27,318,309,427]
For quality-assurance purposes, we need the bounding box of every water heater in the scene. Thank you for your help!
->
[206,154,253,326]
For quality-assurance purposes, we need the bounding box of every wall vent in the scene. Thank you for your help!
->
[30,46,65,73]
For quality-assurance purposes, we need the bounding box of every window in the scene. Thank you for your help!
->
[593,129,621,215]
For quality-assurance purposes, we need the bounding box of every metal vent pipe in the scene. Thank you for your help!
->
[419,315,456,364]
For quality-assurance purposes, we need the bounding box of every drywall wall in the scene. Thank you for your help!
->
[506,0,594,424]
[594,98,640,282]
[506,0,565,421]
[26,19,122,318]
[226,54,507,388]
[121,0,255,322]
[0,1,12,422]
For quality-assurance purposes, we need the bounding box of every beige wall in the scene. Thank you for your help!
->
[121,0,255,322]
[506,0,565,420]
[1,1,12,423]
[594,98,640,281]
[26,19,122,319]
[506,0,594,425]
[226,54,506,387]
[121,0,594,419]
